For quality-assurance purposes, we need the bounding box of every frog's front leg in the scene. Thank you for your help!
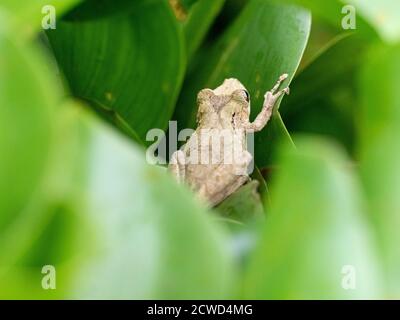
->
[245,73,290,132]
[168,150,186,183]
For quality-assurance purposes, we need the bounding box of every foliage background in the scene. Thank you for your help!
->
[0,0,399,299]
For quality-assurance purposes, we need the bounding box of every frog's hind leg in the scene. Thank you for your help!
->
[168,150,186,183]
[200,152,253,206]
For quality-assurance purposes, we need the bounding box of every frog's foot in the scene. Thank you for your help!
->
[264,73,290,108]
[168,150,186,183]
[271,73,288,94]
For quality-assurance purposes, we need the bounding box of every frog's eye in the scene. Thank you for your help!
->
[243,90,250,103]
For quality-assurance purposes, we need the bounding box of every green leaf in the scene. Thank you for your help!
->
[183,0,225,60]
[0,201,88,299]
[0,24,82,300]
[215,180,265,278]
[244,136,382,299]
[216,181,264,228]
[1,106,236,299]
[281,34,363,115]
[174,0,311,168]
[254,111,295,168]
[46,0,186,144]
[281,0,345,29]
[0,29,57,236]
[359,44,400,297]
[66,111,236,299]
[281,34,368,153]
[181,0,200,11]
[251,166,270,208]
[360,129,400,299]
[281,33,360,110]
[280,0,378,40]
[358,44,400,144]
[347,0,400,44]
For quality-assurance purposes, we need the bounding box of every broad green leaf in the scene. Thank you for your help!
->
[297,20,342,73]
[281,34,363,116]
[1,106,236,299]
[67,111,235,299]
[0,29,57,236]
[358,44,400,144]
[347,0,400,44]
[184,0,225,60]
[174,0,311,168]
[281,34,368,153]
[360,129,400,299]
[359,44,400,298]
[0,24,84,299]
[47,0,186,144]
[0,200,89,299]
[215,180,265,277]
[244,137,382,299]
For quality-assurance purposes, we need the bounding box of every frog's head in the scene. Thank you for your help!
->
[197,78,251,116]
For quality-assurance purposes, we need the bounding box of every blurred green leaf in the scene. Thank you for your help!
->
[348,0,400,44]
[358,44,400,144]
[1,5,236,296]
[215,180,265,278]
[0,24,85,299]
[360,129,400,299]
[2,0,396,301]
[174,0,311,168]
[280,0,377,40]
[1,105,237,299]
[0,0,80,38]
[359,44,400,298]
[47,0,186,144]
[0,200,88,299]
[244,137,382,299]
[0,29,56,235]
[65,111,236,299]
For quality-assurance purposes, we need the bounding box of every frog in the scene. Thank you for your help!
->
[169,73,290,207]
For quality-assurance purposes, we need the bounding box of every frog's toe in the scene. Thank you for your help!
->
[283,87,290,95]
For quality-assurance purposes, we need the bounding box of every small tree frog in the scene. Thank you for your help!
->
[169,74,290,206]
